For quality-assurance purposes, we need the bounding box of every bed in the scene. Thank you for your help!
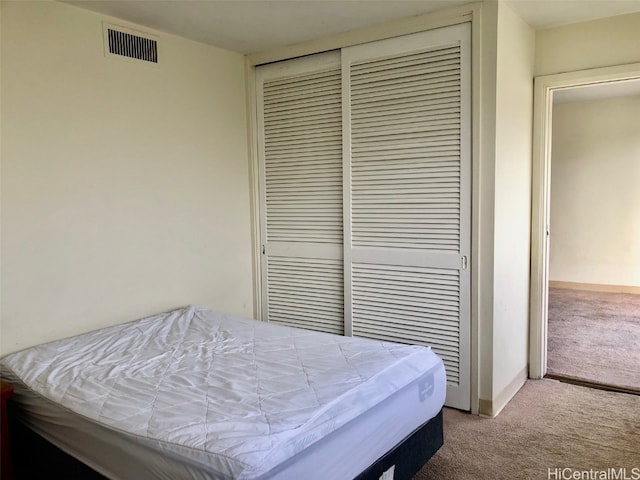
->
[0,306,446,479]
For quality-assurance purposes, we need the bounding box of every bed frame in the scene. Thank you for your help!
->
[7,399,443,480]
[355,409,443,480]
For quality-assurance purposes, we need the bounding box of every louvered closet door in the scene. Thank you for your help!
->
[343,24,471,409]
[256,52,345,334]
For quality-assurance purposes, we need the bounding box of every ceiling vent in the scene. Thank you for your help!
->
[103,23,158,64]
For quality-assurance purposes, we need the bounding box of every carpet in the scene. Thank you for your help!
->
[414,379,640,480]
[546,288,640,390]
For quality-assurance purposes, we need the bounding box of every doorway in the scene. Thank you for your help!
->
[529,63,640,387]
[545,84,640,392]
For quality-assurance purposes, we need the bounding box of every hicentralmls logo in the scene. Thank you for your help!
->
[548,468,640,480]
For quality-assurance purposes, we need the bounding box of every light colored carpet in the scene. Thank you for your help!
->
[547,288,640,390]
[415,379,640,480]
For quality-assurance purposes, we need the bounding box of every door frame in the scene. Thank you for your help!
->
[529,62,640,378]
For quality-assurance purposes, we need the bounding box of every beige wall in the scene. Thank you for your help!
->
[550,96,640,287]
[468,1,536,416]
[476,0,498,411]
[475,0,534,416]
[1,1,252,354]
[490,1,534,410]
[535,12,640,76]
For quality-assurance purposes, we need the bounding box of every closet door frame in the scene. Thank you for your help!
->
[247,3,482,414]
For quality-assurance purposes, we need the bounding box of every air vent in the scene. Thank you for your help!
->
[103,23,158,64]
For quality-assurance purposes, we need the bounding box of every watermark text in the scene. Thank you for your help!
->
[548,468,640,480]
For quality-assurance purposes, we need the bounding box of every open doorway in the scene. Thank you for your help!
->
[545,83,640,393]
[529,62,640,388]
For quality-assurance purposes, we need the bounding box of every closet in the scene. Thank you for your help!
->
[256,23,470,410]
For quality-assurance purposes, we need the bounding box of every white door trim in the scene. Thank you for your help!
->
[529,62,640,379]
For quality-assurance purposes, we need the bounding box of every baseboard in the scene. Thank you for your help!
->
[478,366,528,417]
[549,281,640,294]
[477,398,492,417]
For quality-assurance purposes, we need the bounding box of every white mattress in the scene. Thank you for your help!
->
[0,306,446,479]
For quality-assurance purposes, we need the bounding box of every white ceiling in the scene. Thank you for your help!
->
[62,0,640,54]
[506,0,640,30]
[554,79,640,104]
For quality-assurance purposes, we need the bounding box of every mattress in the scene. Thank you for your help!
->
[0,306,446,479]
